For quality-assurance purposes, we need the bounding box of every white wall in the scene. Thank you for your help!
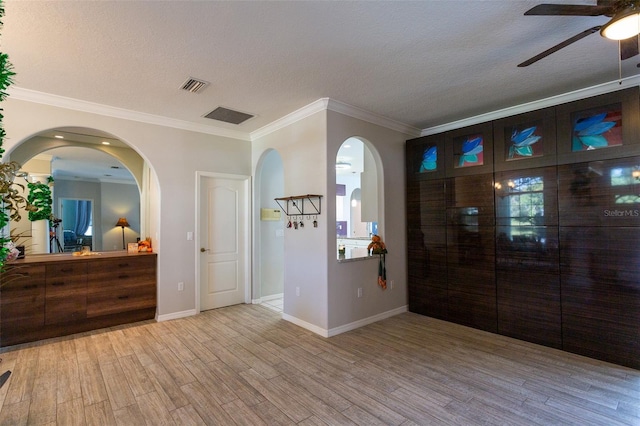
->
[252,110,328,330]
[326,109,409,331]
[252,106,410,335]
[5,97,251,317]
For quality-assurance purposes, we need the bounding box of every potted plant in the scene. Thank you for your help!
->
[0,1,34,272]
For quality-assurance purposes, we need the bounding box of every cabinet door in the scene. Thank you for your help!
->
[407,177,448,319]
[495,167,561,348]
[446,173,497,332]
[87,256,156,318]
[1,265,46,341]
[46,262,88,325]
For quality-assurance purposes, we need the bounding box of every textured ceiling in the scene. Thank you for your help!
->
[4,0,639,137]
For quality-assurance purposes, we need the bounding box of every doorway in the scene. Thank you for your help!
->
[197,173,251,311]
[59,198,93,252]
[255,149,284,312]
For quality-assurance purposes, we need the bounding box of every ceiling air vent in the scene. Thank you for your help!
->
[204,107,254,125]
[180,77,209,93]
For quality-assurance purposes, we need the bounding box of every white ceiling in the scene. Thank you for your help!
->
[4,1,639,138]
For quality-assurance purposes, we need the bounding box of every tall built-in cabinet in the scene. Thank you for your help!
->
[406,87,640,369]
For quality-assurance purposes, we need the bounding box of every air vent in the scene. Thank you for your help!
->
[204,107,254,125]
[180,77,209,93]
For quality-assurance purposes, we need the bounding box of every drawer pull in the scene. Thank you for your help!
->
[118,263,129,268]
[118,274,129,279]
[22,284,37,290]
[117,295,129,300]
[60,268,73,273]
[51,281,65,287]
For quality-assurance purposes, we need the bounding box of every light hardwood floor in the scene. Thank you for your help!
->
[0,304,638,425]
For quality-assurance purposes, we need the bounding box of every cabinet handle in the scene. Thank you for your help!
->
[51,281,65,286]
[60,268,72,273]
[22,284,37,290]
[118,274,129,279]
[118,263,129,268]
[117,295,129,300]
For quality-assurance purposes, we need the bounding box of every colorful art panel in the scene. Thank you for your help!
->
[506,120,544,160]
[453,133,484,168]
[570,104,622,152]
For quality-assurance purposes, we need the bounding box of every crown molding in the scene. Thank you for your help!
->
[8,87,252,141]
[421,75,640,136]
[250,98,330,140]
[251,97,421,140]
[326,99,421,137]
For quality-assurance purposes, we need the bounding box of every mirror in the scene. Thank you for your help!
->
[10,127,144,254]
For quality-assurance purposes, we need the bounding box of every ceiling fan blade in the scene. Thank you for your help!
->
[518,26,601,67]
[525,4,612,16]
[620,37,640,60]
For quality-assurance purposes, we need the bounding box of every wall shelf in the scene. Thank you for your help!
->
[274,194,322,216]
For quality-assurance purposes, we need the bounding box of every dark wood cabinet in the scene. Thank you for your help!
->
[0,265,45,342]
[494,167,561,348]
[45,261,88,325]
[445,174,496,332]
[1,253,156,347]
[87,256,156,318]
[407,178,447,319]
[407,120,640,368]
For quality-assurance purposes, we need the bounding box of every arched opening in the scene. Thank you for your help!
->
[335,137,382,259]
[255,149,285,312]
[8,127,152,255]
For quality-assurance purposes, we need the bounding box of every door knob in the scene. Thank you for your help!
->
[200,247,209,253]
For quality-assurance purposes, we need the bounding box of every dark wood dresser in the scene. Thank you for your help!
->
[0,252,156,347]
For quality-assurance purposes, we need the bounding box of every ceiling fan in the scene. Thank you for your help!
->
[518,0,640,67]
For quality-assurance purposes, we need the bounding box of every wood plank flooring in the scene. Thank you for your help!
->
[0,304,638,425]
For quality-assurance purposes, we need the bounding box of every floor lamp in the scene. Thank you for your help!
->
[116,217,130,250]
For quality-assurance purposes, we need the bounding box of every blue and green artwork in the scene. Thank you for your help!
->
[508,126,541,159]
[458,135,483,167]
[572,110,621,152]
[419,146,437,172]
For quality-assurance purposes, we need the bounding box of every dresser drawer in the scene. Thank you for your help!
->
[45,262,87,325]
[1,265,46,303]
[89,256,155,288]
[87,281,156,318]
[1,265,46,335]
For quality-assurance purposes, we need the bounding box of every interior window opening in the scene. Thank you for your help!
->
[335,137,381,260]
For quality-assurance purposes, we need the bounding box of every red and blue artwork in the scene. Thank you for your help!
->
[572,109,622,152]
[457,135,483,167]
[508,126,542,159]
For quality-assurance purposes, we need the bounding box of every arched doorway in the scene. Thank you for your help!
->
[255,149,285,312]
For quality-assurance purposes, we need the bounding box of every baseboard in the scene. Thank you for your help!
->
[282,304,409,338]
[282,313,330,337]
[327,305,408,337]
[261,292,284,302]
[156,309,197,322]
[252,292,284,304]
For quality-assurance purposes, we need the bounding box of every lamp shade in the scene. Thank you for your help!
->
[601,6,640,40]
[115,217,130,228]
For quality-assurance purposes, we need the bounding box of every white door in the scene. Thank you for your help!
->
[199,175,249,311]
